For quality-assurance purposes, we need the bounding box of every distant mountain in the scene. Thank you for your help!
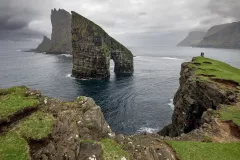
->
[35,36,51,52]
[198,21,240,49]
[177,31,206,47]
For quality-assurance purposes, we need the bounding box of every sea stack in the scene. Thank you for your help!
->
[35,36,51,52]
[48,8,72,54]
[71,11,134,79]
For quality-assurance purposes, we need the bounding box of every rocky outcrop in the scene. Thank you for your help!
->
[177,31,206,47]
[198,21,240,49]
[71,11,134,79]
[48,9,72,54]
[0,86,178,160]
[159,57,240,137]
[0,87,114,160]
[35,36,51,52]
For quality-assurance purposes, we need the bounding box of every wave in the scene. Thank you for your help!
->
[161,57,184,60]
[65,74,76,79]
[16,50,22,52]
[167,99,174,110]
[133,56,184,61]
[61,54,72,58]
[137,127,159,134]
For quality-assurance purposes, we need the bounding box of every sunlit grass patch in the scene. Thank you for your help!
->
[168,141,240,160]
[0,86,39,122]
[189,57,240,85]
[218,105,240,126]
[0,132,29,160]
[17,111,54,140]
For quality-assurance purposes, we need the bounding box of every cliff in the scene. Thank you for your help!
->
[71,11,134,79]
[1,66,240,159]
[48,9,72,54]
[35,36,51,52]
[198,21,240,49]
[159,56,240,138]
[177,31,206,47]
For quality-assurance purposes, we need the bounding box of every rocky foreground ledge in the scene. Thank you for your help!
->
[1,57,240,160]
[0,86,175,160]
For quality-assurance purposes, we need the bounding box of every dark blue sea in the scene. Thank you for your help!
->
[1,41,240,134]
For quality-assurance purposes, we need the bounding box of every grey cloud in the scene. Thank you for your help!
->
[0,0,56,41]
[138,12,147,16]
[1,0,239,46]
[208,0,240,20]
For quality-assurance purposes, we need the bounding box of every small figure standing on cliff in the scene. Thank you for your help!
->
[201,52,204,57]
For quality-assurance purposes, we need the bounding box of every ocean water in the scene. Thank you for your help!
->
[1,42,240,135]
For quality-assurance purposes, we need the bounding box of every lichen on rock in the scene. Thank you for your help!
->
[71,11,134,79]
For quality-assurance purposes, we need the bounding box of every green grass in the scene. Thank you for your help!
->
[17,111,54,140]
[0,132,29,160]
[100,138,129,160]
[168,141,240,160]
[189,57,240,85]
[218,106,240,126]
[0,86,39,122]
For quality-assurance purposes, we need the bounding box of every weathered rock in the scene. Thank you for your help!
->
[35,36,51,53]
[71,11,134,79]
[48,8,72,54]
[31,97,112,160]
[0,87,115,160]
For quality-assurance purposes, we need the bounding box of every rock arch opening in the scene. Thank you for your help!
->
[71,11,134,79]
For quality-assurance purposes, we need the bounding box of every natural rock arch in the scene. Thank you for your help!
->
[71,11,134,79]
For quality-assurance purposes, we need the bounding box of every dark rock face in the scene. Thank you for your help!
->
[32,97,111,160]
[177,31,206,47]
[198,21,240,49]
[48,9,72,54]
[159,61,233,137]
[35,36,51,52]
[71,11,134,79]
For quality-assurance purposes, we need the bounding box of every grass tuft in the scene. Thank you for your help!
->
[100,138,129,160]
[168,141,240,160]
[189,57,240,85]
[0,86,39,122]
[0,132,29,160]
[218,106,240,126]
[17,111,54,140]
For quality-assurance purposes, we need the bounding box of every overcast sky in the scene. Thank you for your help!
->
[0,0,239,46]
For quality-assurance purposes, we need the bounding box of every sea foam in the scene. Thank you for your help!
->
[137,127,159,134]
[61,54,72,58]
